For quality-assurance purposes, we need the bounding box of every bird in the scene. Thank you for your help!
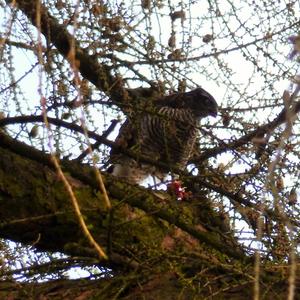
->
[109,87,218,184]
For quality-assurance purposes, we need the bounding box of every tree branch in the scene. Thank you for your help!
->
[195,99,300,162]
[0,131,246,262]
[8,0,128,103]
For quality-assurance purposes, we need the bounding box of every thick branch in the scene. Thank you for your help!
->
[9,0,128,103]
[0,131,246,262]
[0,115,292,228]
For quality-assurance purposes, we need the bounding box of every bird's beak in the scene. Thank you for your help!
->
[209,109,218,118]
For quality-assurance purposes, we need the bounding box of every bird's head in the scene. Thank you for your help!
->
[185,87,218,118]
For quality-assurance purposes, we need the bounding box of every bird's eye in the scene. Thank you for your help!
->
[204,98,210,104]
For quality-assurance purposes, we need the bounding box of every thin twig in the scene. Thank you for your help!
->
[76,119,118,161]
[35,0,108,260]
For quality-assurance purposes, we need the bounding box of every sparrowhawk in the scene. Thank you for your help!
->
[109,87,218,183]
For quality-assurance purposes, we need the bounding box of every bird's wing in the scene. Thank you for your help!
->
[110,118,137,158]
